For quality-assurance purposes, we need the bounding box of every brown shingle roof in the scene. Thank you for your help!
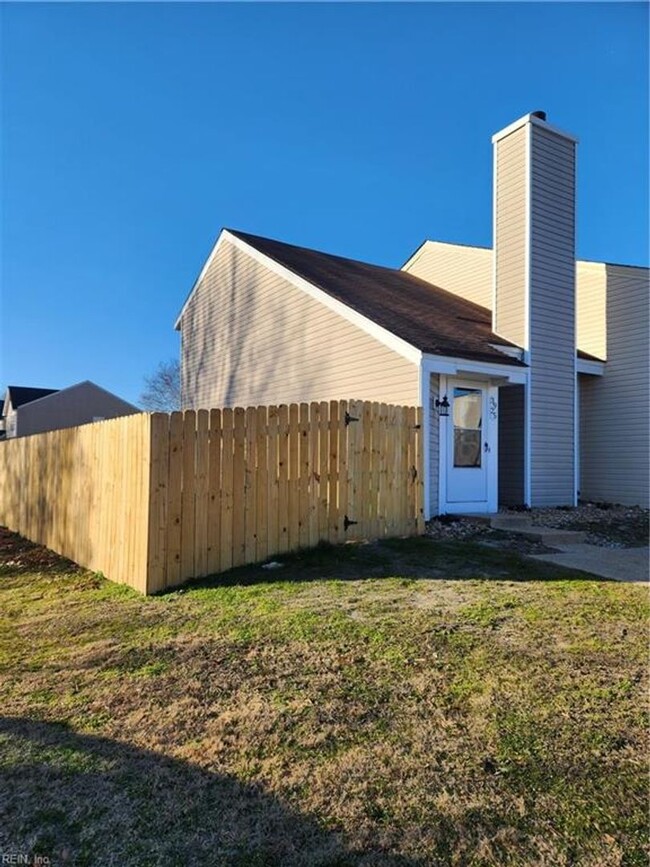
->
[229,229,525,367]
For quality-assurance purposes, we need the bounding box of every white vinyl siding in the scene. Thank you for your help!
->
[180,239,420,410]
[428,374,440,514]
[403,242,492,308]
[580,265,649,506]
[494,126,528,348]
[528,126,576,506]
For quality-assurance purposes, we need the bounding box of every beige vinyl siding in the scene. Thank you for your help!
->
[580,265,649,506]
[16,383,138,438]
[403,242,606,361]
[180,239,420,410]
[498,384,525,505]
[5,409,17,438]
[403,242,492,308]
[428,374,440,513]
[576,262,607,360]
[528,126,576,506]
[494,126,528,348]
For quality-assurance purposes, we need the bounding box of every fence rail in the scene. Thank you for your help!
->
[0,400,424,594]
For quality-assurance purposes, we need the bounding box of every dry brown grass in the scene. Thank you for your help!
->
[0,529,648,866]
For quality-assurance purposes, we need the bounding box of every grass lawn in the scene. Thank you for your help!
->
[0,529,648,867]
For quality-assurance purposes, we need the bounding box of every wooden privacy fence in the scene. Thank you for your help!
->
[0,413,151,590]
[0,400,424,594]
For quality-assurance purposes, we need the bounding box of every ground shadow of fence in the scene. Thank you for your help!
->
[0,716,424,867]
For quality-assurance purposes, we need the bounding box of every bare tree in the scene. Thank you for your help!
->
[140,359,181,412]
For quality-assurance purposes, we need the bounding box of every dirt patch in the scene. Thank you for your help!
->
[0,526,81,576]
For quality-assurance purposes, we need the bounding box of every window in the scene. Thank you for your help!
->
[453,388,482,468]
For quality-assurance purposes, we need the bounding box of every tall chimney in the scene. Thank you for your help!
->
[493,112,578,506]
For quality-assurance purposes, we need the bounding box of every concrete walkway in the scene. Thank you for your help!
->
[530,544,650,583]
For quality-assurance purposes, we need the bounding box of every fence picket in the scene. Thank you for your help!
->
[267,405,280,557]
[288,403,300,551]
[318,401,329,543]
[256,406,269,562]
[220,409,234,571]
[207,408,222,576]
[277,404,290,554]
[244,406,258,564]
[232,407,246,567]
[195,409,210,578]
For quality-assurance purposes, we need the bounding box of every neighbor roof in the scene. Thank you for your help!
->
[228,230,525,366]
[5,386,59,409]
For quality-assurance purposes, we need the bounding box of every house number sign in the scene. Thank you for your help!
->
[489,397,497,420]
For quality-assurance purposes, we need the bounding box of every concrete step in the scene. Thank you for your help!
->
[490,516,534,531]
[521,528,587,545]
[489,515,587,545]
[453,515,587,546]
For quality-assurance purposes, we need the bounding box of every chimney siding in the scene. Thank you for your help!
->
[494,115,577,507]
[494,126,528,348]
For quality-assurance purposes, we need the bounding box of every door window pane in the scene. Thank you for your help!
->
[453,388,482,467]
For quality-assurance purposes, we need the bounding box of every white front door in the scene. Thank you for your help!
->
[447,383,487,504]
[442,379,497,512]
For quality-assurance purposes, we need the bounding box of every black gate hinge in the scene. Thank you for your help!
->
[345,411,359,426]
[343,515,358,531]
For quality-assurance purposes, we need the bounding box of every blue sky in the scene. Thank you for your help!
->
[2,2,648,405]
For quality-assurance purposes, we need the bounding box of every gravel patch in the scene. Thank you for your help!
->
[426,503,649,552]
[527,503,649,548]
[425,516,557,555]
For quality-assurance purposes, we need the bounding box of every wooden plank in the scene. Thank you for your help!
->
[232,407,246,567]
[256,406,269,562]
[346,399,364,542]
[287,403,300,551]
[328,400,340,544]
[194,409,210,577]
[318,401,329,543]
[136,414,150,590]
[115,424,125,583]
[298,402,310,549]
[244,406,258,564]
[124,420,134,585]
[166,412,184,586]
[386,405,397,537]
[308,402,320,548]
[181,410,196,582]
[266,405,280,558]
[360,401,372,538]
[146,413,168,593]
[415,406,425,534]
[399,406,409,535]
[370,402,381,539]
[207,408,222,576]
[277,405,289,554]
[220,408,234,571]
[377,403,388,537]
[336,400,348,544]
[406,406,417,535]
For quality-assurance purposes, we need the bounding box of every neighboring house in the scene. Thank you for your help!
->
[175,111,649,514]
[1,381,139,438]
